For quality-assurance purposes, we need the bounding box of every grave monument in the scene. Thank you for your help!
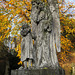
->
[11,0,65,75]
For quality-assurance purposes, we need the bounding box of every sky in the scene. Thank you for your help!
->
[65,0,75,3]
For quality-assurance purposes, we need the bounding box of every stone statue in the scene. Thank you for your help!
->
[31,0,61,69]
[20,24,34,69]
[11,0,65,75]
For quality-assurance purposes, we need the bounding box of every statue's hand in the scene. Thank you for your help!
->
[37,11,45,22]
[47,25,52,32]
[31,32,37,40]
[43,21,52,33]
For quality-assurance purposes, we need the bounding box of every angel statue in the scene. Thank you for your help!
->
[31,0,61,70]
[20,24,34,69]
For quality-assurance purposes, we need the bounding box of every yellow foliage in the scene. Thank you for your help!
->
[18,61,22,65]
[33,39,34,45]
[61,36,73,50]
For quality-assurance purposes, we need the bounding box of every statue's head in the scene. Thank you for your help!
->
[21,23,31,37]
[21,23,30,29]
[31,0,45,10]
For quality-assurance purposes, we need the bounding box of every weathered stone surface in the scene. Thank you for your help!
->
[31,0,60,69]
[11,68,65,75]
[20,0,65,75]
[71,66,75,75]
[11,70,18,75]
[48,0,61,52]
[20,24,34,69]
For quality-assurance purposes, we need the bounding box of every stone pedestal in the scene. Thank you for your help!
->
[11,68,65,75]
[71,66,75,75]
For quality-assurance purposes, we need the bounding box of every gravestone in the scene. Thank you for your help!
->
[71,64,75,75]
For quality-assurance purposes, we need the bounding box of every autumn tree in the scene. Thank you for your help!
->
[0,0,31,41]
[0,0,32,61]
[57,0,75,64]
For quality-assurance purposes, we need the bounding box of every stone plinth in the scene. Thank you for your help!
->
[11,68,65,75]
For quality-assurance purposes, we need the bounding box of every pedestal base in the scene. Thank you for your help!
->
[11,68,65,75]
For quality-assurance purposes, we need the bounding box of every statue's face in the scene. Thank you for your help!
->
[31,1,45,23]
[32,1,45,10]
[21,24,31,36]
